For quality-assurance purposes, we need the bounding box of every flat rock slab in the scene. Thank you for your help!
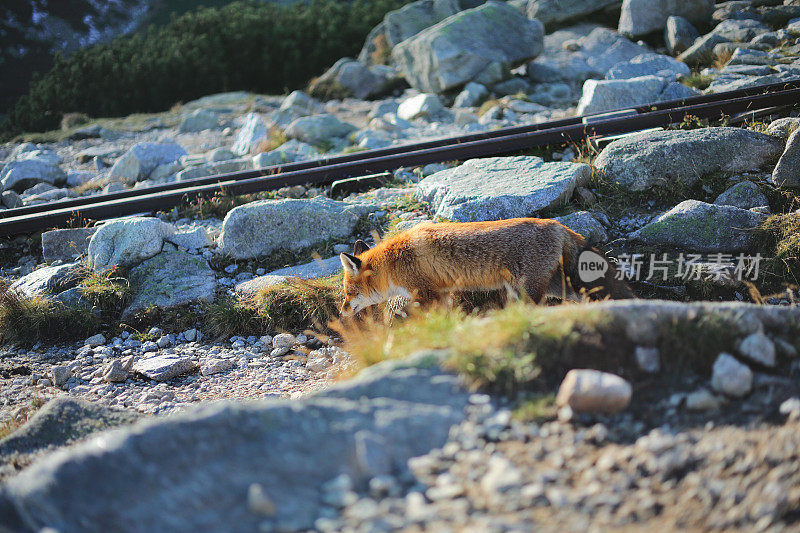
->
[234,256,342,298]
[218,198,364,260]
[42,228,97,263]
[415,156,591,222]
[123,248,216,318]
[132,354,198,381]
[2,352,469,533]
[594,127,784,192]
[629,200,767,253]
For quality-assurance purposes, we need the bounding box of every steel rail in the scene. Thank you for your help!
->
[1,84,799,237]
[5,78,800,221]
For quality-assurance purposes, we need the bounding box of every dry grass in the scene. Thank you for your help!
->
[714,48,735,70]
[80,267,132,314]
[255,126,289,154]
[0,396,45,440]
[370,33,392,65]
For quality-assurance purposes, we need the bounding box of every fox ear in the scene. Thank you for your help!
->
[340,252,362,276]
[353,239,370,256]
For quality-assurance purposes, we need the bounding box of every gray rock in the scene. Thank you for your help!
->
[133,354,197,381]
[727,47,783,66]
[279,91,325,116]
[415,156,591,222]
[207,148,235,162]
[175,159,251,181]
[707,72,787,93]
[713,19,771,43]
[201,359,235,376]
[711,352,752,397]
[678,32,730,65]
[109,142,187,184]
[384,0,460,46]
[491,77,532,96]
[1,353,468,532]
[766,117,800,140]
[284,114,357,146]
[84,333,106,347]
[1,190,22,209]
[393,2,544,93]
[42,227,97,263]
[0,158,66,192]
[527,28,649,84]
[605,53,690,80]
[218,198,363,260]
[231,113,268,156]
[397,94,446,121]
[52,287,93,311]
[738,332,776,367]
[629,200,767,253]
[556,369,632,414]
[88,217,176,271]
[179,109,221,133]
[659,81,700,100]
[9,262,83,298]
[234,256,342,298]
[619,0,714,38]
[594,127,783,192]
[123,248,216,317]
[0,397,139,470]
[453,82,489,108]
[577,75,668,115]
[553,211,608,244]
[770,128,800,188]
[685,388,724,411]
[634,346,660,373]
[165,227,211,250]
[102,359,131,383]
[50,366,72,389]
[252,140,319,167]
[66,170,94,188]
[527,0,621,29]
[665,15,700,55]
[713,181,769,210]
[311,58,395,100]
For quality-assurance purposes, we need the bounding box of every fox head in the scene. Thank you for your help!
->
[339,239,379,314]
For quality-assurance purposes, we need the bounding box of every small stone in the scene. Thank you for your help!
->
[51,366,72,389]
[133,354,197,381]
[556,369,632,414]
[737,332,776,368]
[183,329,198,342]
[481,455,522,495]
[156,335,172,349]
[711,353,753,398]
[634,346,660,373]
[685,388,724,411]
[247,483,276,517]
[272,333,297,349]
[102,360,129,382]
[142,341,158,354]
[201,359,235,376]
[85,334,106,347]
[779,398,800,420]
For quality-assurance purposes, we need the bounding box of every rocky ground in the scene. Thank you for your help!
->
[2,0,800,531]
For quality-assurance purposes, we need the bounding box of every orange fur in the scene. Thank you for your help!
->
[340,218,632,314]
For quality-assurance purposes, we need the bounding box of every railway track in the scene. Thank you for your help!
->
[2,80,799,237]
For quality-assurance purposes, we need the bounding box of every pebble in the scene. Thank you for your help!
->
[711,353,753,398]
[556,369,632,414]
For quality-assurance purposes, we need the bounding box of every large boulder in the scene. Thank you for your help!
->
[218,198,364,260]
[109,142,187,184]
[712,19,771,43]
[415,156,591,222]
[9,263,83,299]
[310,58,397,100]
[231,113,269,156]
[123,248,217,318]
[771,128,800,188]
[284,114,357,146]
[714,181,769,210]
[393,2,544,93]
[384,0,461,47]
[629,200,767,253]
[527,0,622,30]
[1,353,469,533]
[594,128,784,192]
[235,256,343,298]
[252,140,319,167]
[175,159,251,181]
[619,0,714,38]
[553,211,608,244]
[665,15,700,55]
[0,157,66,193]
[41,227,97,263]
[88,217,176,271]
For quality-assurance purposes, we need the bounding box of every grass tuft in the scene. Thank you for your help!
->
[80,267,132,314]
[681,73,713,91]
[255,126,288,154]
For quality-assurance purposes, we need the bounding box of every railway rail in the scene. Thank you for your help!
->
[1,80,799,237]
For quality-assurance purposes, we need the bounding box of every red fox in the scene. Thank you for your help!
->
[339,218,634,314]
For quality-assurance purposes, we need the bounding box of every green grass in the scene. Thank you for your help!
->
[754,213,800,289]
[80,268,132,314]
[681,73,713,91]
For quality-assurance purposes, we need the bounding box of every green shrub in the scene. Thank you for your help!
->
[1,0,410,138]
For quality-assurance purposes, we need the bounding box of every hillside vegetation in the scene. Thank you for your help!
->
[1,0,409,139]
